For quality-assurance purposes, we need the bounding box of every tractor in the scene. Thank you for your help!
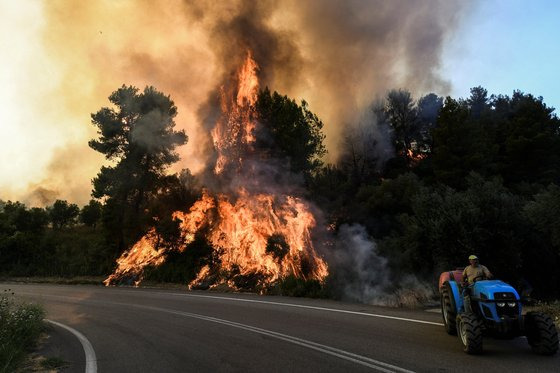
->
[439,269,558,355]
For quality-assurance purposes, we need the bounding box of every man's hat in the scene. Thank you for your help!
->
[468,255,478,260]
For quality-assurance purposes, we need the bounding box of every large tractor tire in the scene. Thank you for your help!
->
[456,313,483,354]
[440,282,457,335]
[525,312,559,355]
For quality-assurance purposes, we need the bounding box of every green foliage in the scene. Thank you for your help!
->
[269,275,328,298]
[0,291,45,373]
[432,90,560,189]
[377,90,444,170]
[0,201,48,233]
[385,89,418,160]
[255,88,326,178]
[48,200,79,229]
[525,184,560,253]
[432,97,496,188]
[380,174,524,281]
[40,356,67,370]
[493,91,560,186]
[89,85,188,249]
[0,201,115,277]
[80,200,102,228]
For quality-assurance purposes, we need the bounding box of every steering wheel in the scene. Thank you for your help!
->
[472,275,486,283]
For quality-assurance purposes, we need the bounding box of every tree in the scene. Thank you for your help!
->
[381,174,524,280]
[492,91,560,186]
[432,97,496,188]
[89,85,188,248]
[525,184,560,253]
[339,124,380,187]
[80,200,103,228]
[385,89,418,165]
[466,86,490,119]
[255,88,326,179]
[48,200,79,229]
[416,93,443,153]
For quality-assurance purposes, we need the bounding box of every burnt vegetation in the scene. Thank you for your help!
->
[2,85,560,299]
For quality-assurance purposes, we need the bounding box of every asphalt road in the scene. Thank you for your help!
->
[4,283,559,372]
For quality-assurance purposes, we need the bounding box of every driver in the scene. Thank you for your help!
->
[462,255,493,285]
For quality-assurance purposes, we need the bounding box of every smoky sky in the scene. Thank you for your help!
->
[1,0,471,206]
[192,0,467,165]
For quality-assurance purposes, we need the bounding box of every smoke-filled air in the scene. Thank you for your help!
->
[0,0,467,206]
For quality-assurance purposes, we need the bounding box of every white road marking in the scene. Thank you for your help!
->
[136,304,416,373]
[45,319,97,373]
[26,293,416,372]
[159,292,444,326]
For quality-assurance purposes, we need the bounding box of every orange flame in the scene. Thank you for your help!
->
[407,148,426,162]
[211,51,259,175]
[103,229,167,286]
[105,51,328,289]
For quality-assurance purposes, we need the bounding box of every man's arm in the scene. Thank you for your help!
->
[483,266,493,279]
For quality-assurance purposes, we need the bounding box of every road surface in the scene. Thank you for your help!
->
[4,283,558,372]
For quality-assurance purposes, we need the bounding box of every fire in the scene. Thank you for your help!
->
[105,51,329,289]
[103,229,167,286]
[211,51,259,175]
[406,148,426,163]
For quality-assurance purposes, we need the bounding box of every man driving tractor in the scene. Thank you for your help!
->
[462,254,493,284]
[461,255,493,312]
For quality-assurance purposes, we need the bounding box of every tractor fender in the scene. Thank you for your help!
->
[447,280,464,313]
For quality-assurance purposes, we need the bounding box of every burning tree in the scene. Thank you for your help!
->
[104,52,329,290]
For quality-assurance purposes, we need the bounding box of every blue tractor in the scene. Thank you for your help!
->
[439,270,558,355]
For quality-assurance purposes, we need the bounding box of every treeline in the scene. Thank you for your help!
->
[0,199,111,276]
[2,85,560,299]
[309,87,560,298]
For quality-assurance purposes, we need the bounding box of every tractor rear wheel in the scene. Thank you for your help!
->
[525,312,559,355]
[441,283,457,335]
[457,313,483,354]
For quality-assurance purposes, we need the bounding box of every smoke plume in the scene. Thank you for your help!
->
[0,0,471,205]
[330,224,435,306]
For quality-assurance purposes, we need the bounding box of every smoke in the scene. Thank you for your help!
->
[330,224,435,307]
[0,0,471,206]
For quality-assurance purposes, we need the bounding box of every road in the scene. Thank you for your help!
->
[4,283,559,372]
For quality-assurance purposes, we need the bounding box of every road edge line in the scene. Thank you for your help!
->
[167,292,444,326]
[45,319,97,373]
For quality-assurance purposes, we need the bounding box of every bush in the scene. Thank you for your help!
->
[268,275,329,298]
[0,290,45,373]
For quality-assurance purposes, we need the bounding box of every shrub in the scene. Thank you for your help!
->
[268,275,329,298]
[0,290,45,373]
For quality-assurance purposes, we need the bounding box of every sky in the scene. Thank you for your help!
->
[0,0,559,207]
[442,0,560,110]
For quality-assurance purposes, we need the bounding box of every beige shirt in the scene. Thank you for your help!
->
[462,264,491,284]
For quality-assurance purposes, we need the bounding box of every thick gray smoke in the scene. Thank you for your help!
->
[190,0,469,162]
[331,224,435,307]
